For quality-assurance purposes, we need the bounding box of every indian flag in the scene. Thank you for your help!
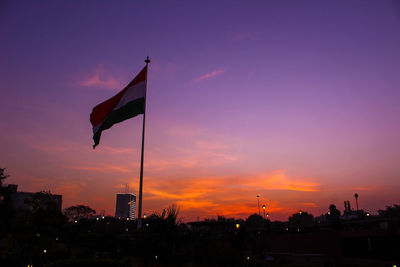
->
[90,66,147,148]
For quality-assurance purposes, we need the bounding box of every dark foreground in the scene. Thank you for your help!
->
[1,204,400,267]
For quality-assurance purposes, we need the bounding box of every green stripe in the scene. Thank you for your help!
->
[93,97,145,148]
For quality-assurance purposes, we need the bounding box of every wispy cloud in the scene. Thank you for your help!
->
[98,145,135,154]
[194,68,226,82]
[139,170,320,220]
[241,170,320,192]
[64,164,134,174]
[79,65,123,90]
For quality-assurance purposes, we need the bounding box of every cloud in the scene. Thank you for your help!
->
[139,170,320,221]
[98,145,135,154]
[194,68,226,82]
[64,164,135,174]
[241,170,320,192]
[79,65,123,90]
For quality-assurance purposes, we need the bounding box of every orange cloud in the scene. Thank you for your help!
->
[138,170,320,221]
[241,170,320,192]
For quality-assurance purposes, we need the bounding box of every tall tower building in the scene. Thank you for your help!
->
[115,193,136,220]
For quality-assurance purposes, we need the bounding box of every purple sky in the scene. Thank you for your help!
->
[1,0,399,221]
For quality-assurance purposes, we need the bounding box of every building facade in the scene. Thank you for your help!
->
[115,193,136,220]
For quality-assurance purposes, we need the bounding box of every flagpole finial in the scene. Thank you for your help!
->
[145,56,150,64]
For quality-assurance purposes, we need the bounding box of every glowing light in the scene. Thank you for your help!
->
[146,223,149,227]
[246,256,250,260]
[126,218,129,221]
[43,249,47,253]
[367,213,370,216]
[285,227,288,231]
[155,255,158,259]
[96,217,99,221]
[74,220,77,223]
[143,214,146,218]
[299,210,302,214]
[102,216,105,219]
[236,223,240,229]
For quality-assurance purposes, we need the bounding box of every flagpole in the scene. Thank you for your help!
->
[138,56,150,229]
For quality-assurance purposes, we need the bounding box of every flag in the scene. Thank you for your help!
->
[90,66,147,148]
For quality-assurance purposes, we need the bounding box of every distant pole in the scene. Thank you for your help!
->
[257,195,260,216]
[354,193,359,212]
[137,56,150,229]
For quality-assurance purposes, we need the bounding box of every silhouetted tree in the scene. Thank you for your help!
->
[0,168,9,201]
[326,204,341,229]
[149,203,181,225]
[0,168,12,236]
[288,210,314,230]
[328,204,341,220]
[24,190,58,212]
[378,204,400,218]
[0,168,9,186]
[244,213,264,230]
[165,203,181,224]
[63,205,96,221]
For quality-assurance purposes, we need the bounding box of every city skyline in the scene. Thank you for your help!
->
[1,1,399,221]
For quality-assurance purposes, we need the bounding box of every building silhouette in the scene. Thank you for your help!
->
[7,184,62,210]
[115,193,136,220]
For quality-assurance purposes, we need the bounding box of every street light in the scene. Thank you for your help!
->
[262,204,266,219]
[257,194,260,216]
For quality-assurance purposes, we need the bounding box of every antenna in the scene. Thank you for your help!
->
[125,184,129,194]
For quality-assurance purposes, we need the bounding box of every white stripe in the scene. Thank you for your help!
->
[113,81,145,111]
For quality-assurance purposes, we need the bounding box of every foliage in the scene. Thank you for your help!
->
[0,168,9,200]
[64,205,96,221]
[0,168,12,236]
[0,167,9,187]
[149,203,181,225]
[24,190,59,212]
[288,210,314,230]
[378,204,400,218]
[244,213,264,229]
[327,204,341,221]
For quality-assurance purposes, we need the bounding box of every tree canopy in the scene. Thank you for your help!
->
[64,205,96,221]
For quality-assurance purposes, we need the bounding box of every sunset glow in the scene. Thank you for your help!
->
[1,1,399,222]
